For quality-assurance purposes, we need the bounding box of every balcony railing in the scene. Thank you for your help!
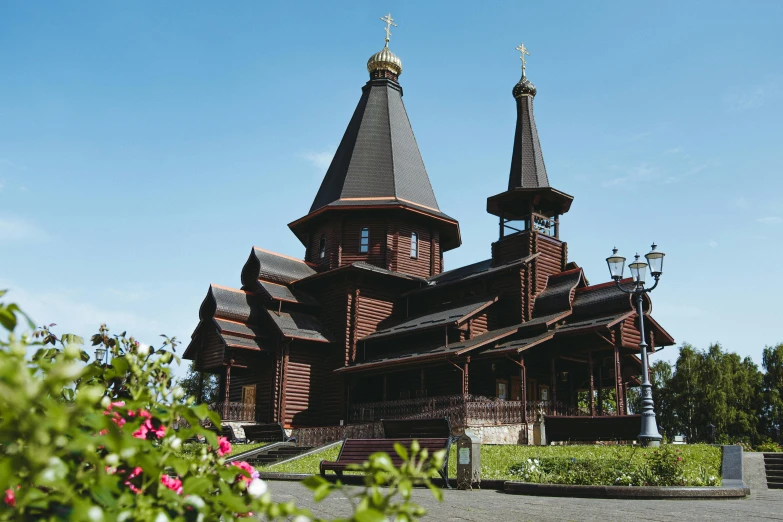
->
[349,395,590,426]
[208,402,257,422]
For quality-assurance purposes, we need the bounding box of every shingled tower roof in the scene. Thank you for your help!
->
[308,77,442,215]
[290,26,460,253]
[487,45,573,221]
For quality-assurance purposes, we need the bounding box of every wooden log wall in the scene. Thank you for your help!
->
[198,328,225,371]
[284,344,323,427]
[621,315,642,348]
[426,364,461,397]
[469,312,489,338]
[534,234,566,293]
[306,218,340,270]
[491,231,532,267]
[394,223,434,279]
[225,352,276,423]
[356,289,395,341]
[341,218,387,267]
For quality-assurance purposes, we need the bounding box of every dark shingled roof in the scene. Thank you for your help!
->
[241,247,316,287]
[308,78,441,215]
[553,312,633,337]
[532,268,585,318]
[488,331,555,355]
[420,254,538,290]
[336,324,522,373]
[255,280,319,307]
[219,333,264,351]
[509,95,549,190]
[199,285,266,325]
[361,297,497,342]
[264,309,333,343]
[570,278,649,318]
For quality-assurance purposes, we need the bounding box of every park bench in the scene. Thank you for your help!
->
[241,422,296,443]
[205,424,244,444]
[543,414,641,443]
[320,438,451,483]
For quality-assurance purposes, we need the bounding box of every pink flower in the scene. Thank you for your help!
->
[124,467,143,494]
[132,423,149,440]
[217,436,232,457]
[160,475,183,495]
[4,489,15,507]
[230,461,259,482]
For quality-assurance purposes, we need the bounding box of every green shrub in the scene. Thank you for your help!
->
[0,291,444,521]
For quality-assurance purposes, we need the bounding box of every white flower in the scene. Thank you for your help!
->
[172,386,185,400]
[247,478,268,498]
[137,343,151,356]
[86,506,104,522]
[120,447,136,459]
[154,513,169,522]
[185,495,206,510]
[117,511,131,522]
[293,516,311,522]
[169,437,182,451]
[104,453,119,466]
[100,396,111,409]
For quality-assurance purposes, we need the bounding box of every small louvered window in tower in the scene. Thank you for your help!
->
[319,235,326,259]
[360,227,369,253]
[410,232,418,258]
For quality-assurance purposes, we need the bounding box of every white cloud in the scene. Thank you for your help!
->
[664,147,684,155]
[683,164,707,177]
[301,150,334,170]
[602,163,659,189]
[708,240,718,249]
[728,82,780,111]
[757,216,782,225]
[0,216,48,241]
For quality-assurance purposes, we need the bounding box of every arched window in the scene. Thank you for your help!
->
[360,227,369,253]
[319,235,326,259]
[410,232,418,258]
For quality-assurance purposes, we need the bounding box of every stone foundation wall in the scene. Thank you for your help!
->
[453,423,532,445]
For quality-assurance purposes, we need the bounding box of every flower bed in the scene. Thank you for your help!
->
[261,443,721,487]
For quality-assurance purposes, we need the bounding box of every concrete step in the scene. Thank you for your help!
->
[769,482,783,489]
[764,463,783,470]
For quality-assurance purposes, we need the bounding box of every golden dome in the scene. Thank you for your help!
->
[367,46,403,76]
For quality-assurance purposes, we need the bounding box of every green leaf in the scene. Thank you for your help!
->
[313,483,332,502]
[427,483,443,502]
[302,475,328,490]
[354,506,387,522]
[394,443,408,461]
[0,307,17,331]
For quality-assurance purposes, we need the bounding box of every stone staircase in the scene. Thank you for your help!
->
[764,453,783,489]
[246,443,314,466]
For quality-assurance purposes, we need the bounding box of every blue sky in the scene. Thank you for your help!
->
[1,1,781,377]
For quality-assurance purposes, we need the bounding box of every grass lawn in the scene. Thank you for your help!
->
[259,443,722,486]
[178,442,269,459]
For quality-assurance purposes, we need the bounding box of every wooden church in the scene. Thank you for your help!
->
[184,28,674,443]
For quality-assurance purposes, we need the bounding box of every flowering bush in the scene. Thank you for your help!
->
[507,445,720,487]
[0,292,444,521]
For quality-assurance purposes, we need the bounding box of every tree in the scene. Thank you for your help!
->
[178,362,219,404]
[763,343,783,440]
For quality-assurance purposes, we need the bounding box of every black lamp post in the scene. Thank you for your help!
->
[707,422,716,443]
[606,243,665,447]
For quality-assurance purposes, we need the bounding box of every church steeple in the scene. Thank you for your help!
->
[487,43,573,242]
[289,15,460,277]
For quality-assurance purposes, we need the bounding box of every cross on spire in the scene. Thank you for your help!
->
[380,13,397,47]
[516,42,530,77]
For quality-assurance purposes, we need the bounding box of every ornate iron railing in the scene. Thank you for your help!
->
[349,395,586,426]
[208,402,257,422]
[293,422,384,448]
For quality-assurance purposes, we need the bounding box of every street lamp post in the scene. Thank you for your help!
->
[94,347,107,367]
[606,243,665,447]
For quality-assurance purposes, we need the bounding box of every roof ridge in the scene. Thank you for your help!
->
[251,246,314,266]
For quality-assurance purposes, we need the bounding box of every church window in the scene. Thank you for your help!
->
[360,227,369,253]
[319,235,326,259]
[410,232,418,258]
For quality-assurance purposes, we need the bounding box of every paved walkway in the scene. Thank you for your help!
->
[267,480,783,521]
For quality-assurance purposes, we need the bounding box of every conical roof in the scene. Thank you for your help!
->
[308,78,444,216]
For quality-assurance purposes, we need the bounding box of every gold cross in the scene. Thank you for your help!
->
[516,42,530,74]
[380,13,397,47]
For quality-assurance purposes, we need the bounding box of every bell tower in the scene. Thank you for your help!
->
[487,44,573,273]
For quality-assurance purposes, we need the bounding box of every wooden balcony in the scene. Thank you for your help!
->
[208,402,258,422]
